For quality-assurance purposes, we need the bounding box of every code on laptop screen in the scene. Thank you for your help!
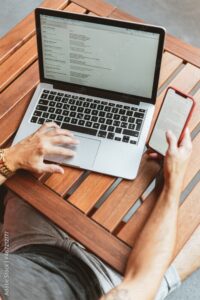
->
[40,14,159,99]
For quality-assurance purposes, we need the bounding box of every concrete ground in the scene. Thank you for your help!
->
[0,0,199,299]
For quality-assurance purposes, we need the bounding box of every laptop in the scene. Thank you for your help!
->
[13,8,165,180]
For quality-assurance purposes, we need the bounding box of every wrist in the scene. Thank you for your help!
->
[4,147,20,173]
[163,182,182,200]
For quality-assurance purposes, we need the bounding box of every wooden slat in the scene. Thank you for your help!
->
[64,2,87,13]
[44,167,84,197]
[109,8,200,68]
[92,154,160,231]
[0,89,34,146]
[5,171,130,274]
[118,184,160,246]
[0,61,39,120]
[68,173,115,213]
[118,133,200,245]
[0,0,69,64]
[109,7,142,23]
[165,34,200,69]
[71,0,115,16]
[92,63,200,232]
[118,86,200,243]
[175,180,200,256]
[0,36,37,92]
[158,52,183,87]
[183,134,200,188]
[190,88,200,131]
[88,12,98,16]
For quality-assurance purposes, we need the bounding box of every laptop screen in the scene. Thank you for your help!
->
[39,13,162,101]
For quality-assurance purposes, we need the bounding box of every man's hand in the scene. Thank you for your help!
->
[148,128,192,192]
[4,122,79,174]
[102,129,193,300]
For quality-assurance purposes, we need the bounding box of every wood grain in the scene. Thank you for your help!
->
[71,0,115,16]
[158,52,183,87]
[64,2,87,13]
[0,36,37,92]
[92,153,160,231]
[92,63,200,233]
[0,89,34,146]
[118,133,200,245]
[68,173,115,213]
[5,171,130,274]
[0,61,39,120]
[44,167,84,197]
[118,183,160,246]
[175,181,200,256]
[0,0,69,64]
[189,88,200,131]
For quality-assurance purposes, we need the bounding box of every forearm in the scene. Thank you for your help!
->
[101,184,181,300]
[124,183,181,298]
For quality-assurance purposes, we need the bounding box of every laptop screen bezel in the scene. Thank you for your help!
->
[35,8,165,105]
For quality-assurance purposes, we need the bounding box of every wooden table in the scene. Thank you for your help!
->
[0,0,200,274]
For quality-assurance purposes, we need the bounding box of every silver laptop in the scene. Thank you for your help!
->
[13,8,165,180]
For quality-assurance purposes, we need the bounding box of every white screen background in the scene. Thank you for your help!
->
[40,15,160,99]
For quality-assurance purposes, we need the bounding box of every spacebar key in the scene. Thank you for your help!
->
[61,123,97,136]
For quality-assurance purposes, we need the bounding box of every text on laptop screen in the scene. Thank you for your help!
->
[40,15,160,99]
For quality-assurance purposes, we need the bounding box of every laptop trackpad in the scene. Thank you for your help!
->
[62,135,100,169]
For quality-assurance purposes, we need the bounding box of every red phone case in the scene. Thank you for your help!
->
[148,86,196,152]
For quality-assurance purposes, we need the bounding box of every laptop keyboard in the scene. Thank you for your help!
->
[30,89,147,144]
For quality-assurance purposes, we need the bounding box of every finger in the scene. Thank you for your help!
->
[41,163,64,174]
[148,153,161,159]
[179,127,192,150]
[37,122,59,133]
[46,128,74,138]
[146,149,163,160]
[46,146,76,157]
[50,136,80,145]
[166,130,177,152]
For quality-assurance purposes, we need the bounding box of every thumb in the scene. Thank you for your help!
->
[41,163,64,174]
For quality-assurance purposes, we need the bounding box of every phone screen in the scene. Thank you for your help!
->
[149,88,193,155]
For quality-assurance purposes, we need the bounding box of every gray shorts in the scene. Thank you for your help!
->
[0,191,181,299]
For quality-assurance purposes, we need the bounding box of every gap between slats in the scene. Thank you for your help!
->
[117,89,200,243]
[117,131,200,246]
[71,0,115,16]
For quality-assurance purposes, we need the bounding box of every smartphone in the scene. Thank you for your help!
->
[148,87,195,156]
